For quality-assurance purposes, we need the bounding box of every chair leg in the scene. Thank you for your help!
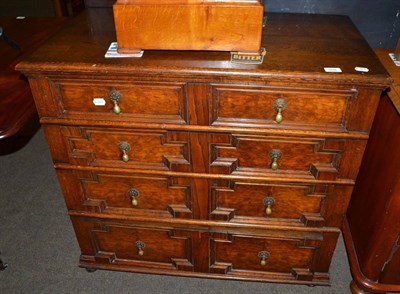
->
[0,253,8,271]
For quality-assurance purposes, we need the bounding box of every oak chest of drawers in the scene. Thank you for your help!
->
[17,9,390,286]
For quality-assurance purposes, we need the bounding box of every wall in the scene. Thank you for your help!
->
[0,0,399,48]
[0,0,54,17]
[265,0,400,48]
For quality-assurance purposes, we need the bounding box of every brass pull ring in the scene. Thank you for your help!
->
[135,240,145,256]
[118,141,131,162]
[263,197,275,215]
[268,149,282,170]
[274,98,287,123]
[258,250,270,266]
[109,90,122,114]
[128,188,140,206]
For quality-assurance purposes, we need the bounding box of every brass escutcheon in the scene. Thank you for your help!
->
[118,141,131,162]
[128,188,140,206]
[135,240,145,256]
[258,250,270,266]
[109,90,122,114]
[274,98,287,123]
[268,149,282,170]
[263,196,275,215]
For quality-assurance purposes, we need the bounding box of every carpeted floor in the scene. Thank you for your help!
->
[0,128,353,293]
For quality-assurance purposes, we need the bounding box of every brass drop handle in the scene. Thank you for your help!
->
[263,197,275,215]
[269,149,282,170]
[274,98,287,123]
[118,141,131,162]
[135,240,145,256]
[109,90,122,114]
[128,188,140,206]
[258,251,270,266]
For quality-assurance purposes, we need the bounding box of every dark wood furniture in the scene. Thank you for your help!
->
[17,9,390,286]
[84,0,115,7]
[343,49,400,294]
[0,16,66,153]
[52,0,85,16]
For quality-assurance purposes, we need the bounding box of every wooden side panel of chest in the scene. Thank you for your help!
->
[342,48,399,294]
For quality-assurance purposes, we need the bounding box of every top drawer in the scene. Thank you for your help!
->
[40,79,368,133]
[210,85,357,132]
[49,80,188,124]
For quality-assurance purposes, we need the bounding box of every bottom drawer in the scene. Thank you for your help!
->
[71,216,338,285]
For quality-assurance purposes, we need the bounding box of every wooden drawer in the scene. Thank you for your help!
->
[72,218,194,272]
[210,179,353,228]
[210,230,338,284]
[56,169,194,219]
[72,216,337,284]
[56,169,352,227]
[44,126,191,172]
[210,133,366,181]
[45,125,364,181]
[210,85,356,132]
[51,81,188,124]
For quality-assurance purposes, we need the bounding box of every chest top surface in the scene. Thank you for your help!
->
[17,8,390,86]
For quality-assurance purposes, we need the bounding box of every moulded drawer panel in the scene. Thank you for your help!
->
[209,179,354,228]
[209,230,339,283]
[56,169,194,219]
[210,133,346,180]
[51,81,188,124]
[72,218,194,271]
[210,85,356,132]
[49,126,191,171]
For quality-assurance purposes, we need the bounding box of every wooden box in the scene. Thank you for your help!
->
[113,0,264,54]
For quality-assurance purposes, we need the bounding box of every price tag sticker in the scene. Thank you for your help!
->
[355,67,369,72]
[93,98,106,106]
[324,67,342,73]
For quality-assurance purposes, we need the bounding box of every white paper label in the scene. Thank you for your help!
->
[93,98,106,106]
[324,67,342,73]
[389,53,400,66]
[355,67,369,72]
[104,42,144,58]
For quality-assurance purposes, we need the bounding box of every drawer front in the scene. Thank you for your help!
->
[210,85,356,132]
[210,134,346,180]
[72,218,194,271]
[57,169,352,228]
[210,231,338,283]
[72,216,337,284]
[52,81,188,124]
[51,126,191,171]
[210,179,353,228]
[57,170,194,219]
